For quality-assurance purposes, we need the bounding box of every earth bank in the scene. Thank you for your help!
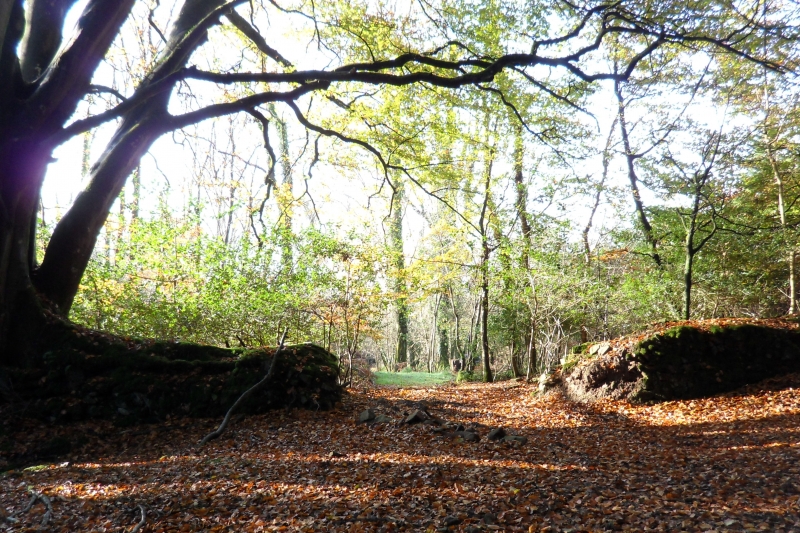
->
[547,318,800,402]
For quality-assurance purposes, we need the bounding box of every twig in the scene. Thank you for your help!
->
[22,490,53,526]
[130,504,146,533]
[200,328,288,446]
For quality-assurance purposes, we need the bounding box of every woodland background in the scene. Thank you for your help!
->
[31,0,800,381]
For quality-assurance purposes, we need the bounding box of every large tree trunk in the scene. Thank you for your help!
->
[34,116,165,314]
[34,0,227,315]
[0,138,55,366]
[391,183,409,365]
[0,0,222,362]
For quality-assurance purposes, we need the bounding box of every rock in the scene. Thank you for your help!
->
[597,342,611,356]
[456,431,480,442]
[538,372,561,394]
[405,409,430,424]
[358,408,376,423]
[371,414,393,424]
[502,435,528,445]
[487,428,506,441]
[443,515,461,526]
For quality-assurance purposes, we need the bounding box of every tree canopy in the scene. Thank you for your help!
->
[0,0,798,375]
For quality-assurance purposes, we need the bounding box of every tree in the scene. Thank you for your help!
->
[0,0,787,365]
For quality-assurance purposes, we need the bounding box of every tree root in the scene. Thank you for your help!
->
[21,490,53,526]
[200,329,288,446]
[129,504,146,533]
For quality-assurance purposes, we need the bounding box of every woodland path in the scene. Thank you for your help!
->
[1,377,800,532]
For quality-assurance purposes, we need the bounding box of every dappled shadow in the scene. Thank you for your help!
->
[2,384,800,531]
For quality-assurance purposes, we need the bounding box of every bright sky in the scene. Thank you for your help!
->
[40,0,752,258]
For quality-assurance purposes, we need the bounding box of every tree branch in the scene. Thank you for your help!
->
[225,9,292,67]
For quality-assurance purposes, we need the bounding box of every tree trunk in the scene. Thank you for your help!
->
[480,260,492,382]
[513,124,535,379]
[391,183,409,365]
[274,110,293,268]
[0,139,54,366]
[34,116,166,314]
[615,79,661,266]
[479,153,493,383]
[0,0,137,362]
[33,0,229,315]
[683,248,694,321]
[525,317,537,379]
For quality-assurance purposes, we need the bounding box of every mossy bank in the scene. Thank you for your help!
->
[550,319,800,402]
[0,317,343,425]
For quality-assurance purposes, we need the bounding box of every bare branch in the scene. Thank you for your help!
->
[246,108,278,198]
[225,9,292,67]
[88,84,127,102]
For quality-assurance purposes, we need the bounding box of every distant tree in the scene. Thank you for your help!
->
[0,0,789,364]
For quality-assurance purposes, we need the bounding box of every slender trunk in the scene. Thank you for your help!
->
[447,285,465,367]
[391,183,409,365]
[131,165,141,221]
[513,124,536,378]
[428,293,441,371]
[769,153,795,314]
[479,155,493,383]
[224,132,236,246]
[480,261,491,382]
[467,298,480,372]
[683,247,694,321]
[438,326,448,371]
[525,317,537,379]
[275,113,293,268]
[615,80,661,266]
[583,118,615,263]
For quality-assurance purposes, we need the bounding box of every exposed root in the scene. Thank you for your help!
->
[200,329,288,446]
[22,490,53,526]
[129,504,146,533]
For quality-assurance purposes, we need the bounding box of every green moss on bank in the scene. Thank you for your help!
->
[632,324,800,401]
[1,320,343,423]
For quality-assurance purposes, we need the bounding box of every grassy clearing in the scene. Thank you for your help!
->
[373,370,454,387]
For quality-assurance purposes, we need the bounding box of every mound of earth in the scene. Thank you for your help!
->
[548,317,800,402]
[0,316,343,424]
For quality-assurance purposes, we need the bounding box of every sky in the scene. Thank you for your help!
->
[39,0,753,261]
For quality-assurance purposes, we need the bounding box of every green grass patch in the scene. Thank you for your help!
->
[373,371,453,387]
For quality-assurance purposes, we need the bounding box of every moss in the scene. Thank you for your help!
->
[571,342,591,355]
[2,320,343,423]
[631,324,800,401]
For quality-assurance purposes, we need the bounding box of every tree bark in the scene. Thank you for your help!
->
[34,0,227,315]
[391,183,409,365]
[513,124,537,378]
[614,79,661,266]
[0,0,136,362]
[479,153,493,383]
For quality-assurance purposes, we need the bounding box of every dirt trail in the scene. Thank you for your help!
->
[2,377,800,532]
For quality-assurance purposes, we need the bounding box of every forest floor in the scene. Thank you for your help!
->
[2,374,800,532]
